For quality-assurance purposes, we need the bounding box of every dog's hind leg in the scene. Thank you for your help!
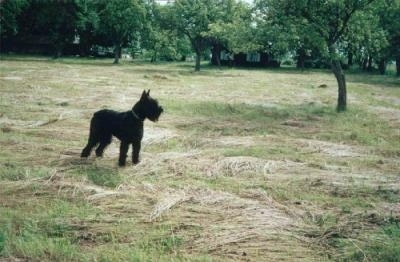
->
[95,135,112,157]
[81,116,100,158]
[81,136,98,157]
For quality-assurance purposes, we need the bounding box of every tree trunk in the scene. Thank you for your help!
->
[362,57,368,71]
[348,51,353,67]
[195,49,201,71]
[211,44,221,66]
[53,40,63,59]
[79,31,92,57]
[296,48,306,70]
[151,50,157,63]
[113,43,121,64]
[396,56,400,76]
[378,58,386,75]
[331,59,347,112]
[367,56,373,71]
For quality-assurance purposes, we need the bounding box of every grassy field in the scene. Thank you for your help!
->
[0,56,399,261]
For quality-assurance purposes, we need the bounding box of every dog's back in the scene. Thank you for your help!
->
[92,109,143,141]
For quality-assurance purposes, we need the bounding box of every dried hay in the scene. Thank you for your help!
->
[293,138,365,157]
[0,113,63,128]
[142,126,177,146]
[208,156,267,177]
[149,189,192,222]
[22,169,128,202]
[203,136,258,147]
[207,156,306,177]
[168,187,315,259]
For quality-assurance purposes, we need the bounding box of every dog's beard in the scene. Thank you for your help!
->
[153,107,163,122]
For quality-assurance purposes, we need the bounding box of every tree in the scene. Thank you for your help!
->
[345,7,389,73]
[1,0,78,56]
[166,0,229,71]
[140,1,191,62]
[14,0,79,57]
[256,0,376,112]
[377,0,400,75]
[75,0,100,57]
[206,1,256,65]
[96,0,146,64]
[0,0,28,44]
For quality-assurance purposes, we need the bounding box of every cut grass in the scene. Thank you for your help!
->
[1,55,399,261]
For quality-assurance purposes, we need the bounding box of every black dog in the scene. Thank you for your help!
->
[81,90,163,166]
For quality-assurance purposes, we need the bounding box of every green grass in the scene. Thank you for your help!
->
[347,221,400,261]
[165,99,400,150]
[0,164,50,181]
[0,190,97,261]
[74,165,123,188]
[1,55,399,261]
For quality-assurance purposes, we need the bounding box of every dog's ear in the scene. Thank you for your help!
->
[141,90,147,100]
[147,89,150,96]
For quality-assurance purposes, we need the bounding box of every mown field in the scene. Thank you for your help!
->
[0,56,399,261]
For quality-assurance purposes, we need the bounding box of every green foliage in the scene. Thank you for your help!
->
[1,0,80,57]
[344,0,396,74]
[95,0,146,62]
[165,0,240,70]
[75,0,100,56]
[376,0,400,72]
[0,0,28,39]
[206,1,260,53]
[141,3,191,61]
[2,0,399,75]
[97,0,145,42]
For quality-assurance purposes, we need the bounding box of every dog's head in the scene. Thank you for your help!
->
[135,90,163,122]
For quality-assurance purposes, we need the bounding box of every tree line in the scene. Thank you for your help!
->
[1,0,399,111]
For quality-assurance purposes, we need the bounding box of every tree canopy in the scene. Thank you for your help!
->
[95,0,146,64]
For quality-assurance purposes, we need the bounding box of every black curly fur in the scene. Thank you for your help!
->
[81,90,163,166]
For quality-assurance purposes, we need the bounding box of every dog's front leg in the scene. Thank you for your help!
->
[132,141,141,165]
[118,141,129,166]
